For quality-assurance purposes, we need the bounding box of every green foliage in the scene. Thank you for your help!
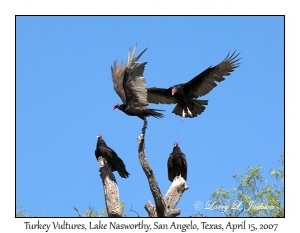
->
[17,154,284,218]
[271,153,284,182]
[16,205,35,217]
[85,205,101,217]
[191,212,205,217]
[84,202,126,217]
[194,154,284,217]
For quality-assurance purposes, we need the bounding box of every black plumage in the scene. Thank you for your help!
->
[111,44,164,128]
[95,135,130,178]
[167,142,187,182]
[147,51,241,119]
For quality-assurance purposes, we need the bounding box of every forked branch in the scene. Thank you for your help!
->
[137,132,189,217]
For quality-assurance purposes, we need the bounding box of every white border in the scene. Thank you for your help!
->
[1,0,297,232]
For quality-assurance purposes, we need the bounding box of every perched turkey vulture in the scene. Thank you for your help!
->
[167,142,187,182]
[147,51,241,119]
[95,134,130,178]
[111,45,164,129]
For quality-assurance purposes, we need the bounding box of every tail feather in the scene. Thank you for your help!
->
[118,169,130,178]
[172,99,208,118]
[113,163,130,178]
[172,104,184,117]
[144,108,164,118]
[192,99,208,115]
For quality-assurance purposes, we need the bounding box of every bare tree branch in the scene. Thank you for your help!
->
[144,177,189,217]
[137,133,167,217]
[74,207,82,217]
[98,156,123,217]
[236,204,245,217]
[164,176,189,215]
[167,208,181,217]
[138,132,189,217]
[129,204,140,217]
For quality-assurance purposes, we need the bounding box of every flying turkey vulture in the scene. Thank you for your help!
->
[167,142,187,182]
[147,51,241,119]
[95,134,130,178]
[111,44,164,129]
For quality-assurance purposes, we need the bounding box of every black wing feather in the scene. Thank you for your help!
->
[147,87,178,104]
[167,154,174,182]
[184,51,241,98]
[167,150,187,182]
[95,141,129,178]
[123,61,148,109]
[111,61,127,104]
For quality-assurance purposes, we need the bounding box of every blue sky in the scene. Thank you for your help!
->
[16,16,284,217]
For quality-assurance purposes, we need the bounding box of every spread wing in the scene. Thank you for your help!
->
[111,61,126,104]
[123,45,149,109]
[147,87,178,104]
[184,51,241,98]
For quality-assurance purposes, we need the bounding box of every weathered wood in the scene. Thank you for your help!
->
[145,200,182,217]
[138,134,167,217]
[167,208,181,217]
[138,130,188,217]
[144,201,157,217]
[144,176,188,217]
[98,156,123,217]
[164,176,189,216]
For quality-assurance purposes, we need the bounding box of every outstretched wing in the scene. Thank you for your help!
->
[111,61,127,104]
[123,45,149,109]
[184,51,241,98]
[147,87,178,104]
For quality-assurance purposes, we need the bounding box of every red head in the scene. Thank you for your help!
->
[174,142,178,147]
[97,134,103,140]
[113,103,120,110]
[171,87,177,96]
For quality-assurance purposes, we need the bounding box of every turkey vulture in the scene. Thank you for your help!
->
[95,134,130,178]
[147,51,241,119]
[111,45,164,129]
[167,142,187,182]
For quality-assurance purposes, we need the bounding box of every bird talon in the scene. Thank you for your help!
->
[186,107,193,117]
[182,109,186,120]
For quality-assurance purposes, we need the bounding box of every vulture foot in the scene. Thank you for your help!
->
[186,107,193,117]
[182,109,186,120]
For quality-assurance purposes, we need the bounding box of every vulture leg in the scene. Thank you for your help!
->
[186,107,193,117]
[182,109,186,120]
[142,118,148,131]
